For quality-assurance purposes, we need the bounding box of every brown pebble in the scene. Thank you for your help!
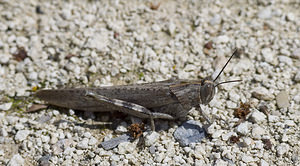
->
[204,41,213,49]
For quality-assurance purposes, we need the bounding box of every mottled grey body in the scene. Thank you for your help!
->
[35,79,203,119]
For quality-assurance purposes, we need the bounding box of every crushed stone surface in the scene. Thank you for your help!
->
[0,0,299,165]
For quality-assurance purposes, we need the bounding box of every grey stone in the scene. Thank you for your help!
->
[215,35,229,44]
[252,125,266,139]
[291,48,300,59]
[14,123,24,130]
[0,54,10,64]
[15,130,30,142]
[276,91,289,108]
[250,110,267,123]
[28,72,38,81]
[151,24,161,32]
[261,48,275,64]
[6,116,19,125]
[0,128,8,137]
[83,132,92,138]
[284,120,296,126]
[294,70,300,82]
[0,102,12,111]
[168,22,176,36]
[258,7,272,19]
[286,13,295,21]
[149,145,156,154]
[38,155,51,166]
[115,122,128,134]
[252,87,274,101]
[100,134,130,150]
[77,138,89,149]
[173,120,206,146]
[236,122,249,135]
[88,136,98,146]
[278,56,293,65]
[276,143,289,156]
[144,131,160,147]
[117,142,136,154]
[242,155,254,163]
[260,159,269,166]
[210,14,221,25]
[7,154,25,166]
[37,115,51,123]
[268,115,280,122]
[53,139,73,155]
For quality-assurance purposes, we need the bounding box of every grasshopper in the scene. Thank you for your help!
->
[35,49,241,131]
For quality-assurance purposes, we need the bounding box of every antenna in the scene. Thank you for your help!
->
[213,49,239,82]
[215,79,242,87]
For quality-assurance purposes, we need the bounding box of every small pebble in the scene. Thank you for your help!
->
[258,7,272,19]
[268,115,280,122]
[241,137,253,147]
[14,123,24,130]
[145,131,160,147]
[236,122,249,135]
[173,120,206,146]
[286,13,295,21]
[0,102,12,111]
[0,128,8,137]
[252,87,274,101]
[281,134,288,142]
[149,145,156,154]
[284,120,296,127]
[88,65,97,73]
[115,122,128,134]
[151,24,161,32]
[278,56,293,65]
[260,159,269,166]
[100,134,130,150]
[7,154,25,166]
[0,54,10,64]
[294,70,300,82]
[83,132,92,138]
[15,130,31,142]
[261,48,275,64]
[37,115,51,123]
[276,143,289,156]
[118,142,136,154]
[168,22,176,36]
[242,155,254,163]
[291,48,300,59]
[38,155,51,166]
[88,136,98,146]
[215,35,229,44]
[77,138,89,149]
[210,14,221,25]
[276,91,289,108]
[252,125,265,139]
[0,149,4,156]
[0,1,298,165]
[250,110,267,123]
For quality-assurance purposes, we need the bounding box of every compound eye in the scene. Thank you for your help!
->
[200,83,216,104]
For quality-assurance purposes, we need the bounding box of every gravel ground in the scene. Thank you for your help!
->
[0,0,300,165]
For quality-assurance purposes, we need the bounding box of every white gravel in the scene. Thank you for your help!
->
[0,0,299,165]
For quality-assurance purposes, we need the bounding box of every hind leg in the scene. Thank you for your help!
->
[85,91,175,131]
